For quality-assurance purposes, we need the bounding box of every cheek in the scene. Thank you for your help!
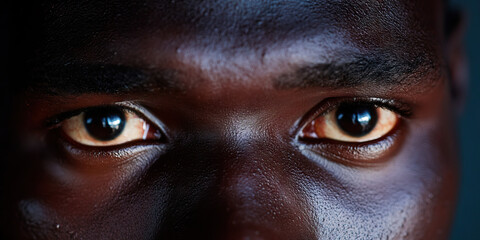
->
[17,145,167,239]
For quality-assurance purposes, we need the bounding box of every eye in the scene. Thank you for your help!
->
[60,106,162,147]
[300,102,399,143]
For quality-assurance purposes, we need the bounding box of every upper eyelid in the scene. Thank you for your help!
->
[114,101,167,135]
[45,101,164,132]
[292,97,412,138]
[314,98,412,119]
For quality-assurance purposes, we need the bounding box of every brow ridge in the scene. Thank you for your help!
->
[28,64,181,95]
[273,54,438,89]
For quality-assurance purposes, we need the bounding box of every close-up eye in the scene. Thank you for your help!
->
[296,100,408,166]
[59,105,163,147]
[300,101,400,143]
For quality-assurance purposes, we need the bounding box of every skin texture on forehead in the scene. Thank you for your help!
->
[34,0,446,98]
[40,0,443,67]
[4,0,462,239]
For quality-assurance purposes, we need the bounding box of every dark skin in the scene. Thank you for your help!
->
[3,0,467,239]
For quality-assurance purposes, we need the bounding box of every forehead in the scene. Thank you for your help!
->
[43,0,444,55]
[37,0,445,93]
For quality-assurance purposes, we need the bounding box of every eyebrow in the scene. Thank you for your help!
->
[28,64,181,95]
[28,53,440,95]
[273,54,440,90]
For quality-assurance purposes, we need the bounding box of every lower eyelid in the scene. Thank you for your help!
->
[54,134,167,169]
[298,120,405,167]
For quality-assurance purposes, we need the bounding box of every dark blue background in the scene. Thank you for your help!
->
[451,0,480,239]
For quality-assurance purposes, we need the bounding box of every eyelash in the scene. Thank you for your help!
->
[46,103,151,127]
[293,97,411,166]
[45,103,168,144]
[42,103,168,167]
[295,97,411,137]
[315,98,411,119]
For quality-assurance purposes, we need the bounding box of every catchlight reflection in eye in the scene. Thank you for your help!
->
[300,103,399,143]
[61,106,162,147]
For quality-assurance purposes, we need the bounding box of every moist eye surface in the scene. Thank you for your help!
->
[335,103,378,137]
[84,107,126,141]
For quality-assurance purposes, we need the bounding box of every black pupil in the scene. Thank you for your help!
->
[335,103,378,137]
[83,107,126,141]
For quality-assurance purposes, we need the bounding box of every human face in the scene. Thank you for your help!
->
[6,0,460,239]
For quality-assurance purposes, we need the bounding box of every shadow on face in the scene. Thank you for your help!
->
[2,0,464,239]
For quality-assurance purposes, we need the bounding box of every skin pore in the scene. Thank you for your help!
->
[3,0,465,239]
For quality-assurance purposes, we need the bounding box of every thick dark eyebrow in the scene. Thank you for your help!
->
[273,54,440,89]
[28,54,439,95]
[28,64,181,95]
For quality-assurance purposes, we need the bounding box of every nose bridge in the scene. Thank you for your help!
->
[218,113,279,202]
[212,114,314,239]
